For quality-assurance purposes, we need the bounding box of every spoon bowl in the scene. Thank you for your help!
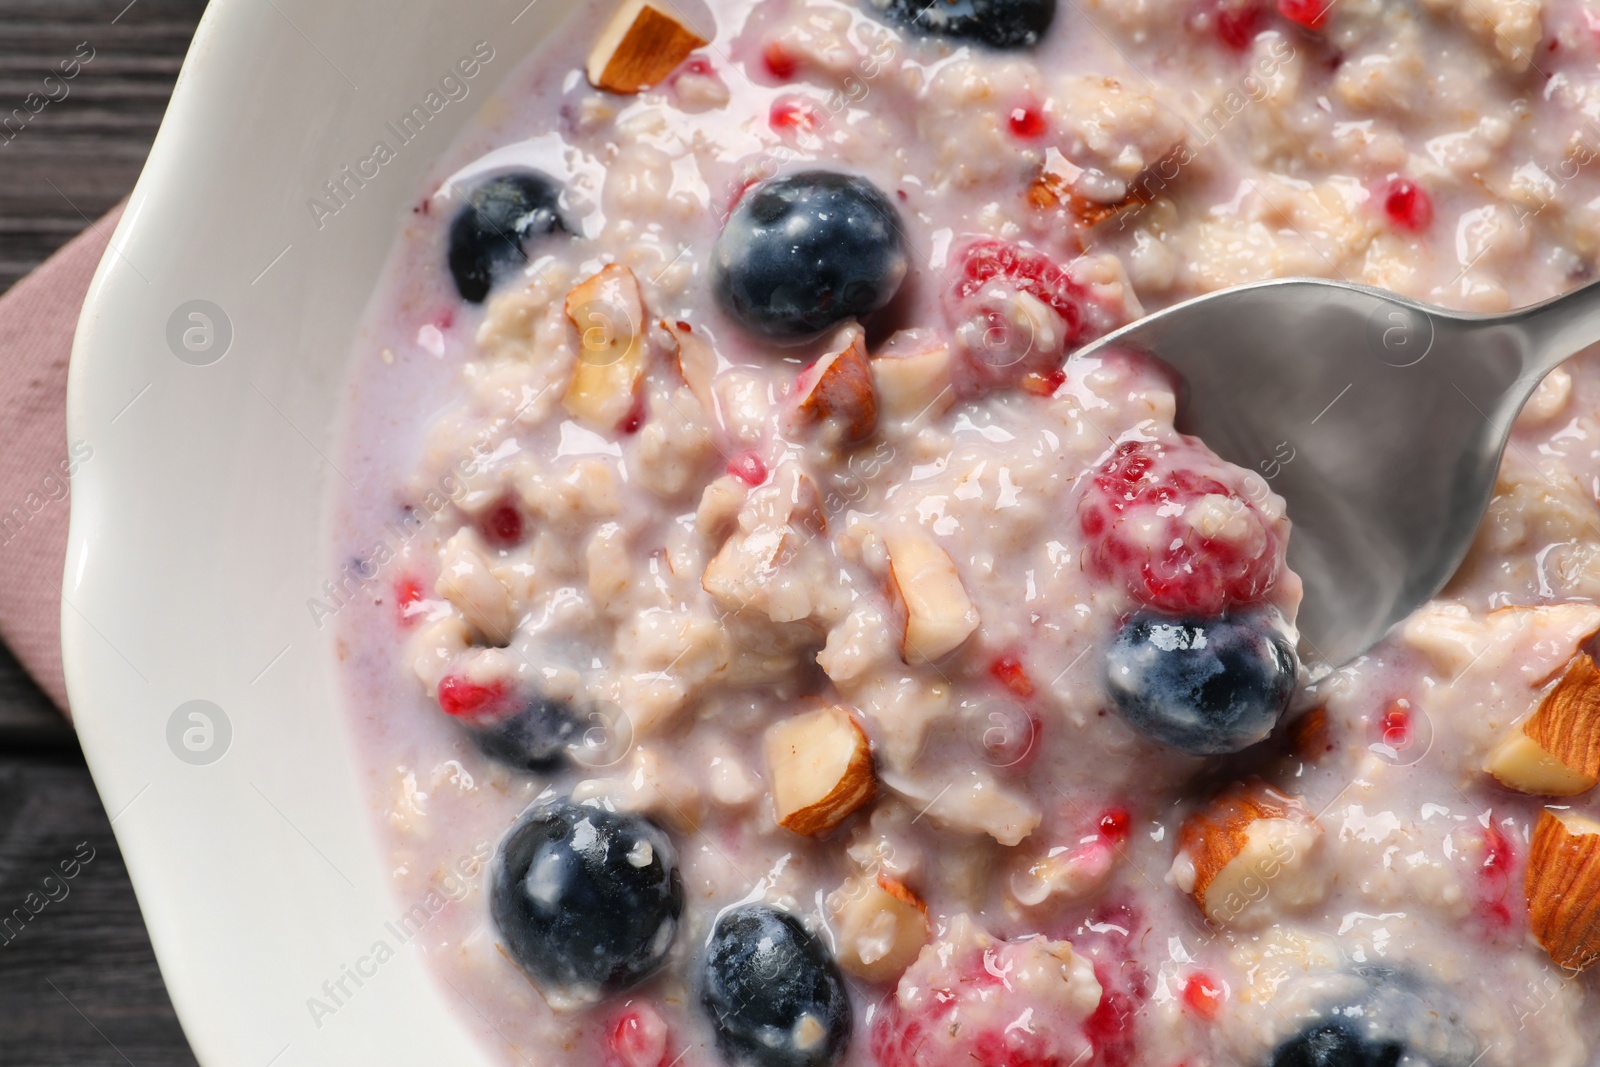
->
[1073,276,1600,666]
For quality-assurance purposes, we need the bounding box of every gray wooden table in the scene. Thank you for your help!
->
[0,1,205,1062]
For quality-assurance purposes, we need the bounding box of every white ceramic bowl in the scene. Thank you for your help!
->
[63,1,580,1062]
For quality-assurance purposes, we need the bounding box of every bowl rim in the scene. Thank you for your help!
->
[60,0,567,1062]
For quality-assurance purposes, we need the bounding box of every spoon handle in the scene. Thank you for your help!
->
[1519,275,1600,377]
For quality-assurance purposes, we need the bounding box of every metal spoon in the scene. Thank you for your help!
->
[1071,276,1600,667]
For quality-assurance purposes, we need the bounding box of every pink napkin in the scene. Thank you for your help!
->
[0,201,125,716]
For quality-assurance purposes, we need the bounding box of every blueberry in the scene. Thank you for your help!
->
[1271,1022,1401,1067]
[1343,967,1476,1066]
[1270,968,1477,1067]
[713,171,908,341]
[448,171,568,303]
[491,800,682,998]
[471,695,582,771]
[1103,611,1297,755]
[869,0,1056,49]
[700,903,852,1067]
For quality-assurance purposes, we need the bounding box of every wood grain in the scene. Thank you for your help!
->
[0,734,196,1066]
[0,0,207,292]
[0,1,206,1062]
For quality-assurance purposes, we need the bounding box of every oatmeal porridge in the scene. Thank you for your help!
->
[332,0,1600,1064]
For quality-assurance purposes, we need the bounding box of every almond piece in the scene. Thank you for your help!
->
[885,529,980,665]
[1525,654,1600,775]
[765,705,875,837]
[871,328,955,421]
[882,767,1040,846]
[1027,145,1160,226]
[1486,654,1600,796]
[1027,148,1085,210]
[586,0,708,94]
[1486,734,1597,796]
[1527,808,1600,972]
[827,874,929,982]
[1171,781,1325,929]
[702,468,825,619]
[789,322,878,446]
[1404,602,1600,685]
[702,521,790,618]
[662,319,718,416]
[1288,707,1331,761]
[563,265,648,429]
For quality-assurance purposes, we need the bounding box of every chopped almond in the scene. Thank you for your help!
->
[1171,781,1325,929]
[661,319,718,415]
[765,705,876,837]
[827,874,929,982]
[1028,146,1160,226]
[586,0,708,94]
[562,265,649,429]
[1486,654,1600,796]
[1527,809,1600,972]
[871,328,955,421]
[702,469,825,618]
[1403,602,1600,685]
[885,529,980,665]
[789,322,878,446]
[1028,148,1085,210]
[1487,734,1597,796]
[1288,707,1331,761]
[1524,654,1600,777]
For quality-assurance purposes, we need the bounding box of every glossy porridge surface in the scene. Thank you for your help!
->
[333,1,1600,1064]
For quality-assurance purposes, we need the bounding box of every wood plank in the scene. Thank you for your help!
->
[0,746,197,1065]
[0,642,73,746]
[0,0,209,293]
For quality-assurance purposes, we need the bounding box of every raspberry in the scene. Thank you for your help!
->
[1383,177,1433,232]
[727,450,768,486]
[1077,438,1282,615]
[1482,821,1514,877]
[872,976,1086,1067]
[1182,971,1225,1020]
[871,920,1100,1067]
[770,97,822,137]
[436,675,509,721]
[1211,0,1268,49]
[947,240,1098,388]
[395,575,425,626]
[953,240,1089,342]
[1097,808,1130,844]
[478,499,525,548]
[990,654,1036,698]
[1083,987,1140,1066]
[763,41,797,79]
[1072,902,1150,1067]
[1009,101,1048,139]
[620,395,647,435]
[606,1005,669,1067]
[1474,818,1517,934]
[1377,698,1411,748]
[1276,0,1328,29]
[1020,368,1068,396]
